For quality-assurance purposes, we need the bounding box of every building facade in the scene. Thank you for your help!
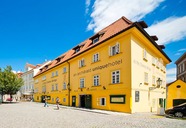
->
[33,17,171,113]
[166,80,186,108]
[175,52,186,82]
[21,62,51,101]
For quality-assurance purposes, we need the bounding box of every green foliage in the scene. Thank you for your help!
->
[0,66,24,95]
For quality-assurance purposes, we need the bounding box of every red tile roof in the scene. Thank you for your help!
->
[34,16,171,77]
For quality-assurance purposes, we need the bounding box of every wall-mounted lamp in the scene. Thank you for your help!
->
[156,78,162,88]
[103,86,106,90]
[139,83,142,86]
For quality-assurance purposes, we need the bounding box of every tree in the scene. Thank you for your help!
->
[0,66,23,102]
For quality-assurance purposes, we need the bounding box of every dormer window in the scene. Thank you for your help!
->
[93,37,99,44]
[45,65,48,69]
[56,58,61,63]
[90,31,105,44]
[75,47,80,53]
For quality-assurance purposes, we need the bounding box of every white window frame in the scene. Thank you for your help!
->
[93,53,99,62]
[100,97,106,106]
[63,67,67,73]
[152,76,155,85]
[111,70,120,84]
[52,85,54,91]
[52,72,54,77]
[56,71,58,76]
[55,84,58,90]
[42,76,46,80]
[143,49,147,60]
[93,75,100,86]
[63,82,66,90]
[79,59,85,67]
[93,37,99,44]
[144,72,148,84]
[109,42,120,56]
[80,78,85,88]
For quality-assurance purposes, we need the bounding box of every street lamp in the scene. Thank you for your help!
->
[156,78,162,88]
[67,83,70,106]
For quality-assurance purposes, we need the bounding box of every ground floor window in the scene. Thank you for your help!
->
[100,98,106,106]
[110,95,125,104]
[63,98,66,102]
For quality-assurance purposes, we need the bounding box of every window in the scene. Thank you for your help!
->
[56,71,58,76]
[63,82,66,90]
[93,53,99,62]
[63,98,66,102]
[35,79,38,83]
[183,63,185,72]
[93,37,99,44]
[80,78,85,88]
[52,85,54,91]
[100,98,106,106]
[79,59,85,67]
[144,72,148,84]
[42,76,46,81]
[52,72,55,77]
[42,86,46,93]
[112,70,120,84]
[152,57,156,65]
[110,95,125,104]
[143,49,147,60]
[109,42,120,56]
[152,76,155,85]
[93,75,100,86]
[55,84,58,90]
[63,67,67,73]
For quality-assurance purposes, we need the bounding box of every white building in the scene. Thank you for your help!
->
[20,61,51,101]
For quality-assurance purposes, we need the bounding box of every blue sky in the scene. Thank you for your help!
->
[0,0,185,83]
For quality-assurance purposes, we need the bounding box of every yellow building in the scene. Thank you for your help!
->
[33,16,171,113]
[166,80,186,109]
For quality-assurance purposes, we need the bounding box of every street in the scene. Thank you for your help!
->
[0,102,186,128]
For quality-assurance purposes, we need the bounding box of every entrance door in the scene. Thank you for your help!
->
[72,96,76,107]
[85,95,92,109]
[41,95,46,103]
[80,95,86,108]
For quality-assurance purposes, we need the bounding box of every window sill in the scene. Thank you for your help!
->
[109,82,122,85]
[91,60,100,64]
[79,65,86,68]
[143,58,148,62]
[109,52,121,57]
[91,85,101,87]
[144,82,149,85]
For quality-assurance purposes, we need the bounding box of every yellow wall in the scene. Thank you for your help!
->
[69,31,132,113]
[167,80,186,108]
[34,63,70,106]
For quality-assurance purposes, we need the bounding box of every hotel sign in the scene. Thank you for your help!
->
[73,59,122,76]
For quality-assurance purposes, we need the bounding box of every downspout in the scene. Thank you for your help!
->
[67,61,70,106]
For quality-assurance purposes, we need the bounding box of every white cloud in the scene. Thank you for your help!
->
[178,48,186,52]
[85,0,91,14]
[166,68,176,83]
[166,68,176,75]
[146,16,186,45]
[87,0,164,32]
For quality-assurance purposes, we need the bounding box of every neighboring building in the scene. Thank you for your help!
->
[166,80,186,109]
[21,61,51,101]
[33,16,171,113]
[175,52,186,82]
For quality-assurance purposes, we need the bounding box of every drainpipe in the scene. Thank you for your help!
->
[67,61,70,106]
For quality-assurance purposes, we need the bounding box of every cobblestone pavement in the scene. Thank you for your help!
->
[0,102,186,128]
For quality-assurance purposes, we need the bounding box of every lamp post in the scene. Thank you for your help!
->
[156,78,162,88]
[67,83,70,106]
